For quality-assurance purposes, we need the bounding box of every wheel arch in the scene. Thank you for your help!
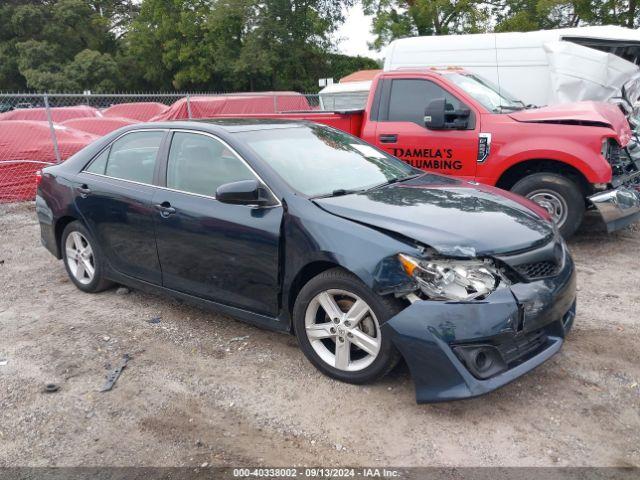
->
[286,260,342,329]
[54,215,79,259]
[495,158,592,197]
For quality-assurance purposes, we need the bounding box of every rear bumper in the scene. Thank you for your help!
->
[382,256,576,403]
[589,174,640,233]
[36,193,60,258]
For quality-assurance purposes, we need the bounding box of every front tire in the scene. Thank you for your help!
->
[61,221,113,293]
[511,172,585,238]
[293,268,403,384]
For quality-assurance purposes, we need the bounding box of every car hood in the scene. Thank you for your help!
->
[509,101,632,146]
[313,175,555,257]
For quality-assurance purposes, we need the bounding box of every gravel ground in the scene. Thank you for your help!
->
[0,201,639,467]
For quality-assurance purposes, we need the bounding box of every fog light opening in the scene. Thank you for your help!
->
[474,350,491,371]
[453,344,507,380]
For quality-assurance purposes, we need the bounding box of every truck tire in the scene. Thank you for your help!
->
[511,172,585,238]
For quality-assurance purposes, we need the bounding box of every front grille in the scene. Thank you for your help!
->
[608,141,639,178]
[514,260,559,280]
[496,236,565,282]
[496,330,547,365]
[608,142,622,164]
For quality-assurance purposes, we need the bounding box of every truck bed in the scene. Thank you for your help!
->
[202,110,364,136]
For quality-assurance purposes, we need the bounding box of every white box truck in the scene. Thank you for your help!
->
[383,25,640,110]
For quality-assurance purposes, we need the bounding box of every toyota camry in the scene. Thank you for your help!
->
[36,119,576,403]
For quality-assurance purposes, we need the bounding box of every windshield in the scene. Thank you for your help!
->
[446,73,525,112]
[235,125,418,197]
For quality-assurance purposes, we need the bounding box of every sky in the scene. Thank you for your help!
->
[334,4,382,60]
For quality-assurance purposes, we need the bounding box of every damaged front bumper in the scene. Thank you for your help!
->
[382,255,576,403]
[588,179,640,233]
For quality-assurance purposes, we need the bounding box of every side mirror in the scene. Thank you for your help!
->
[424,98,447,129]
[216,179,271,206]
[424,98,471,130]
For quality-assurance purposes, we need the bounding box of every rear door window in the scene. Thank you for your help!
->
[86,131,164,184]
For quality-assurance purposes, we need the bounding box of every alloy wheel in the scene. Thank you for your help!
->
[65,231,95,285]
[304,289,381,372]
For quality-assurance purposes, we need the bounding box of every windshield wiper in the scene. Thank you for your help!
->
[312,174,422,199]
[366,173,423,191]
[495,104,525,112]
[312,188,366,199]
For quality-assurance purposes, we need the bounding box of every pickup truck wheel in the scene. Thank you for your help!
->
[293,268,403,384]
[61,221,113,293]
[511,173,585,238]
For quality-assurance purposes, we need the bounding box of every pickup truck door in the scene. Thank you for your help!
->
[370,78,479,180]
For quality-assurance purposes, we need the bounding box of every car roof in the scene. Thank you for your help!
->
[131,118,311,134]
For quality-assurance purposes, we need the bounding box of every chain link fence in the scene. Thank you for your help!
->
[0,92,321,202]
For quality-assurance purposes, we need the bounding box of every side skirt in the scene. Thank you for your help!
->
[105,269,292,334]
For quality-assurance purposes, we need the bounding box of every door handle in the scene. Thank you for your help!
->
[379,134,398,143]
[154,202,176,218]
[77,184,91,197]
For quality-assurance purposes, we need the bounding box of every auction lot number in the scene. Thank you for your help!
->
[233,468,400,478]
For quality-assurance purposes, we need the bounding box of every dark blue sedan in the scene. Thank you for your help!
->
[36,119,576,403]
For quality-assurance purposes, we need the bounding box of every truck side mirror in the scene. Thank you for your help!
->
[424,98,471,130]
[424,98,447,129]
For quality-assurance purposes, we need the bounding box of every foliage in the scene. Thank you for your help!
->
[125,0,363,91]
[363,0,491,49]
[3,0,639,93]
[0,0,377,92]
[0,0,125,91]
[492,0,640,32]
[364,0,640,48]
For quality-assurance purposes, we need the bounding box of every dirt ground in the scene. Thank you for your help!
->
[0,201,639,468]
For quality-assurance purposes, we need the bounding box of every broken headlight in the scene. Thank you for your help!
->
[398,254,509,301]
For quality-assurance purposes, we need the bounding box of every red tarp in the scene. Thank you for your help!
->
[1,93,315,202]
[62,117,137,136]
[102,102,169,122]
[0,121,98,202]
[151,93,313,121]
[0,105,101,122]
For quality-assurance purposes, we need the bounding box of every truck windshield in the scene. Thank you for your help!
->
[447,73,526,112]
[235,125,418,197]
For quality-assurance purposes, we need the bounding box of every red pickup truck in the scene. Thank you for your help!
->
[212,68,640,237]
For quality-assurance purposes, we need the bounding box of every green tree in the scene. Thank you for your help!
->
[0,0,382,92]
[493,0,640,31]
[362,0,491,49]
[325,53,380,82]
[64,49,119,92]
[364,0,640,49]
[124,0,362,91]
[0,0,123,91]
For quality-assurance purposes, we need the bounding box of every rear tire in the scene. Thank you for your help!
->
[61,221,113,293]
[511,172,585,238]
[293,267,403,384]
